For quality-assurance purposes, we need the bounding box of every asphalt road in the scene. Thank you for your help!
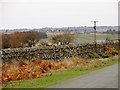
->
[48,63,118,88]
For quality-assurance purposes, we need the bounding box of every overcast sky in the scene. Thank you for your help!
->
[0,0,118,29]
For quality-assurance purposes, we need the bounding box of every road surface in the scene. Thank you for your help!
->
[48,63,118,88]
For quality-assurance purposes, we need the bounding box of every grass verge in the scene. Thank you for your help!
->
[2,56,118,89]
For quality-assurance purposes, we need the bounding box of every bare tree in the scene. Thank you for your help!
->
[51,32,74,45]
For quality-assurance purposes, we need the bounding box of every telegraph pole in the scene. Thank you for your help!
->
[91,21,98,52]
[91,21,98,45]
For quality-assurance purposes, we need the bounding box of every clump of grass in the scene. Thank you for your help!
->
[62,56,118,71]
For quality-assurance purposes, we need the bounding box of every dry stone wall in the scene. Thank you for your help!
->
[1,42,118,63]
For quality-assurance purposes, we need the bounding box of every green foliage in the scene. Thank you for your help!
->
[88,52,101,58]
[99,51,111,58]
[87,50,118,59]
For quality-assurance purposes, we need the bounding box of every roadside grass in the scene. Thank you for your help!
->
[2,55,118,89]
[3,69,90,88]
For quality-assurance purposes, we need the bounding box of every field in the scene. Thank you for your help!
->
[73,33,118,44]
[46,33,118,44]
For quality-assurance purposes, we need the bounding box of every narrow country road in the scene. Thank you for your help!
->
[48,63,118,88]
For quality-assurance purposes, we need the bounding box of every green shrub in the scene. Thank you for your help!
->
[100,51,112,58]
[88,52,101,58]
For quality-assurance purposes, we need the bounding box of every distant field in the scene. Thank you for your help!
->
[73,33,118,44]
[44,33,118,44]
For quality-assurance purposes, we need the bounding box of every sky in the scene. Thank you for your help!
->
[0,0,119,29]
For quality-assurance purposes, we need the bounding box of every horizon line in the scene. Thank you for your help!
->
[0,25,118,30]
